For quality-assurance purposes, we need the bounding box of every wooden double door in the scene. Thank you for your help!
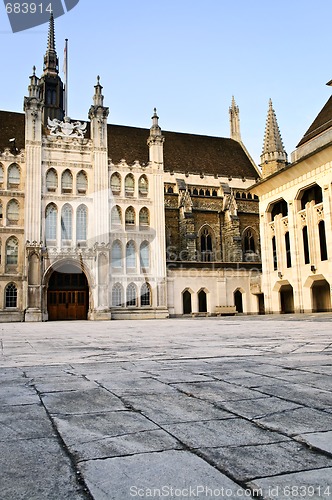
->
[48,271,88,321]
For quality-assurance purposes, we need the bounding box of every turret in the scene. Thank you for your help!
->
[88,76,109,148]
[147,108,165,167]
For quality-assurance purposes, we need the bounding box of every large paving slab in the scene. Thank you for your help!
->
[78,450,253,500]
[1,314,332,499]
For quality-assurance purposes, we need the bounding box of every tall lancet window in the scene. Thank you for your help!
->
[61,204,73,242]
[76,204,87,241]
[45,204,57,242]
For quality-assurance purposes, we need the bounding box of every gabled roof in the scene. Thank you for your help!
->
[0,110,258,179]
[297,95,332,147]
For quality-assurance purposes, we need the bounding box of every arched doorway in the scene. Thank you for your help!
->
[47,263,89,321]
[279,284,294,314]
[198,289,207,313]
[312,280,331,312]
[182,290,192,315]
[234,290,243,313]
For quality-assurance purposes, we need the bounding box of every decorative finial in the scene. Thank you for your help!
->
[97,75,100,84]
[32,65,36,75]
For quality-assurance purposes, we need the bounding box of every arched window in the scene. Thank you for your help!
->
[126,283,137,306]
[243,228,256,260]
[300,184,322,209]
[76,171,88,194]
[200,227,213,262]
[7,199,19,225]
[8,164,20,186]
[112,283,123,307]
[0,163,4,184]
[138,175,148,196]
[193,188,198,195]
[319,220,328,261]
[271,199,288,219]
[111,241,123,268]
[285,231,292,268]
[140,241,150,269]
[46,169,57,191]
[199,189,204,196]
[139,207,149,226]
[5,283,17,308]
[111,205,122,226]
[236,192,241,199]
[111,173,121,194]
[205,189,210,196]
[61,204,73,241]
[247,192,252,200]
[6,237,18,266]
[125,207,135,226]
[45,204,57,241]
[242,192,246,199]
[125,174,135,196]
[212,190,218,197]
[126,241,136,269]
[76,204,87,241]
[167,186,174,194]
[61,170,73,193]
[140,282,151,306]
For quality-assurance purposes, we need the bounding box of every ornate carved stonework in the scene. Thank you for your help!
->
[47,116,87,138]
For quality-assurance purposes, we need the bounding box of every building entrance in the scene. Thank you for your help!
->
[47,265,89,320]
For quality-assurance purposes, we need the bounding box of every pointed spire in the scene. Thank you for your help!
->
[47,12,56,52]
[229,96,241,142]
[43,13,59,75]
[260,99,287,177]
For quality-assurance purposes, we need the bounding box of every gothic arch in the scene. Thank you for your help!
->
[197,287,209,313]
[242,226,259,261]
[182,288,193,315]
[43,258,93,321]
[233,287,245,313]
[198,224,215,262]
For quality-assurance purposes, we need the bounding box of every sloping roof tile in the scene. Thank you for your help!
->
[297,95,332,147]
[0,110,258,178]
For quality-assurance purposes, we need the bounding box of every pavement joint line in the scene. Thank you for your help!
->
[28,381,94,500]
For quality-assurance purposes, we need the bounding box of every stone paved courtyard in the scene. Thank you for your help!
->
[1,314,332,499]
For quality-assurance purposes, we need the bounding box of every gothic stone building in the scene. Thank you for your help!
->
[251,96,332,313]
[0,16,263,322]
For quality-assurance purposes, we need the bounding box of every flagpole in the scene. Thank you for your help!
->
[64,38,68,116]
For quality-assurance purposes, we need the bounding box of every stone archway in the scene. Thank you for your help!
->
[279,284,294,314]
[311,279,331,312]
[46,261,89,321]
[234,289,243,313]
[182,290,192,315]
[198,289,207,313]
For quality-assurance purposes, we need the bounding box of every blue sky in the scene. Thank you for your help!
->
[0,0,331,166]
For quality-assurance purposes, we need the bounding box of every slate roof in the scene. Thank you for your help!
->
[297,95,332,147]
[0,110,258,178]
